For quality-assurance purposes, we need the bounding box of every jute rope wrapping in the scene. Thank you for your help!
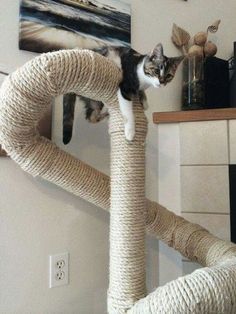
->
[0,49,120,209]
[108,103,147,312]
[129,258,236,313]
[0,49,236,313]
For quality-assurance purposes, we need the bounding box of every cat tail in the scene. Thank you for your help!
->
[63,93,76,145]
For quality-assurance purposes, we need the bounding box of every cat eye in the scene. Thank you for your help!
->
[166,74,173,80]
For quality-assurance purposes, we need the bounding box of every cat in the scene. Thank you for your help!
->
[63,44,183,144]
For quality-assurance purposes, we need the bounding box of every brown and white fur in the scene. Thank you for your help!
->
[94,44,183,140]
[63,44,183,143]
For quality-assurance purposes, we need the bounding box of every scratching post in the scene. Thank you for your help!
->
[1,49,236,313]
[108,104,147,312]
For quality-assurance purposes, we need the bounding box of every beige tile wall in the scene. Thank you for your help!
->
[182,213,230,242]
[182,261,201,276]
[179,120,231,269]
[181,166,230,214]
[229,120,236,164]
[180,121,229,165]
[158,120,232,282]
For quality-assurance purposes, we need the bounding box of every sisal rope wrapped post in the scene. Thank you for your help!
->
[1,49,236,313]
[1,49,235,270]
[0,49,121,209]
[107,103,147,313]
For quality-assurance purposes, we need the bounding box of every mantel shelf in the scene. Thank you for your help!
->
[153,108,236,124]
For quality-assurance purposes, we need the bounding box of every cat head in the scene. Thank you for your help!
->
[143,43,184,88]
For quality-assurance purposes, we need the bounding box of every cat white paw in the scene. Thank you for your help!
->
[125,125,135,141]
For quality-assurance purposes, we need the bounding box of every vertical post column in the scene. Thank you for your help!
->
[108,102,147,313]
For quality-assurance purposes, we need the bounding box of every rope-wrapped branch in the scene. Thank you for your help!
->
[0,49,236,313]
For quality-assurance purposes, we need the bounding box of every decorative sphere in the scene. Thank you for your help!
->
[188,45,203,57]
[204,41,217,57]
[193,32,208,46]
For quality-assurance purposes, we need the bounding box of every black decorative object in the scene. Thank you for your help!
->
[204,56,230,109]
[182,56,230,110]
[230,42,236,107]
[182,55,205,110]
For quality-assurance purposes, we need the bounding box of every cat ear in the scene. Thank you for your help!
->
[168,56,184,72]
[149,43,164,60]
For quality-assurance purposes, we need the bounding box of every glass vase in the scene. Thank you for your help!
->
[182,55,205,110]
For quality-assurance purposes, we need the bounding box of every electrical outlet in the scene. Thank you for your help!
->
[49,252,69,288]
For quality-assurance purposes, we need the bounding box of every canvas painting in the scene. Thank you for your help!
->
[19,0,131,53]
[19,0,131,146]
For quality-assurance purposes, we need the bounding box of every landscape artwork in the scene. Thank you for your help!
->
[19,0,131,146]
[19,0,131,53]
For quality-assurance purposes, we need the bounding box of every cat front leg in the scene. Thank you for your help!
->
[139,91,148,110]
[117,89,135,141]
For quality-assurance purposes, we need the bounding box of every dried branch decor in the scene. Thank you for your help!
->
[172,20,221,58]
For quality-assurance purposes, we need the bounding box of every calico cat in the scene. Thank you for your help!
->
[63,44,183,143]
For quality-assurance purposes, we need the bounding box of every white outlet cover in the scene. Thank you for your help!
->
[49,252,69,288]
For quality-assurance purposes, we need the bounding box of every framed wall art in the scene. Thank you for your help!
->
[19,0,131,53]
[19,0,131,146]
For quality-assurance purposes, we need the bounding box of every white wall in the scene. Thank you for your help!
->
[1,0,236,313]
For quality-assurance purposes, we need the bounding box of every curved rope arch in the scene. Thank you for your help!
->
[0,49,236,313]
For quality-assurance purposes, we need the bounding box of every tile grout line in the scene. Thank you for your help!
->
[180,164,229,167]
[182,211,229,215]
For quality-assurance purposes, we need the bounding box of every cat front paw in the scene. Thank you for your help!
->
[125,125,135,141]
